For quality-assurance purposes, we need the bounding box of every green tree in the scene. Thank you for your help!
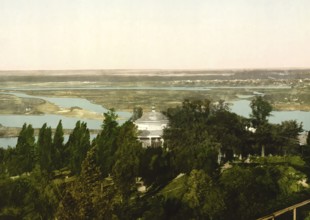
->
[210,99,230,113]
[67,121,90,174]
[79,147,102,219]
[254,122,274,157]
[131,106,143,121]
[53,120,65,169]
[37,123,54,173]
[15,123,36,174]
[182,169,225,220]
[163,99,219,175]
[2,147,18,176]
[250,96,273,127]
[112,121,143,198]
[207,110,250,160]
[96,109,120,176]
[250,97,273,156]
[0,148,5,177]
[275,120,303,155]
[220,156,308,220]
[302,131,310,165]
[139,147,172,186]
[164,99,211,129]
[0,167,60,220]
[56,147,120,219]
[25,166,60,219]
[220,165,280,220]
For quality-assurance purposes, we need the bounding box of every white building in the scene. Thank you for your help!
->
[134,107,168,148]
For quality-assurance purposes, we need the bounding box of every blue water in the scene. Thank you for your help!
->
[230,100,310,131]
[6,92,131,118]
[0,91,132,148]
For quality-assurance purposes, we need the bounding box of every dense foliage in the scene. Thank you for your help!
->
[1,97,310,219]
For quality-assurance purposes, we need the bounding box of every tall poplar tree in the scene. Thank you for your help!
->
[67,121,90,174]
[53,120,65,169]
[15,123,36,174]
[37,123,53,173]
[96,109,120,177]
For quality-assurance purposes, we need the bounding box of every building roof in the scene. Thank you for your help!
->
[134,110,168,138]
[135,110,168,124]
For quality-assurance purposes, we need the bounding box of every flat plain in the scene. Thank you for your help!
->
[1,69,310,116]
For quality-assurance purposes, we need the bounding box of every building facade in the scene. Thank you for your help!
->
[134,107,168,148]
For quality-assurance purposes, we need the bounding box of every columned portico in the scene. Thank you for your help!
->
[134,107,168,148]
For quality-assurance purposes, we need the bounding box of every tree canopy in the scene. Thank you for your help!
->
[1,98,310,219]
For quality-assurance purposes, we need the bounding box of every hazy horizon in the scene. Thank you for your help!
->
[1,67,310,76]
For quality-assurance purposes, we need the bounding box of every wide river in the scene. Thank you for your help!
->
[0,90,309,148]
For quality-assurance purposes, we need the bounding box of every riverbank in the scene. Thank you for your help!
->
[0,93,105,121]
[22,88,310,113]
[1,70,310,113]
[56,107,104,121]
[273,103,310,111]
[0,124,101,138]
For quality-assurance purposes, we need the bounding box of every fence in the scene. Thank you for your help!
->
[257,199,310,220]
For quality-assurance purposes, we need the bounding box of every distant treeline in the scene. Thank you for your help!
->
[1,69,310,82]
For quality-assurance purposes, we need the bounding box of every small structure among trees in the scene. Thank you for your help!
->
[134,107,168,148]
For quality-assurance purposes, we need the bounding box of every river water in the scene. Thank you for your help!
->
[0,91,131,148]
[0,92,131,129]
[5,92,131,119]
[230,100,310,130]
[0,90,309,148]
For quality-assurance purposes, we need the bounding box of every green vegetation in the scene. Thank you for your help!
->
[67,121,91,174]
[131,107,143,121]
[1,97,310,219]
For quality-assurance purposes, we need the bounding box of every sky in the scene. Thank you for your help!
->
[0,0,309,70]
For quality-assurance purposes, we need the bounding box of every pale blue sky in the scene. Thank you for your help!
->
[0,0,309,70]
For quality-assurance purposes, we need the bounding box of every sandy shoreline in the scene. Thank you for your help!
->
[273,104,310,111]
[35,101,105,121]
